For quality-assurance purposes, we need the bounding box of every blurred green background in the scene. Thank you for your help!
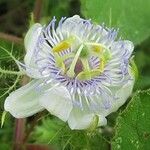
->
[0,0,150,150]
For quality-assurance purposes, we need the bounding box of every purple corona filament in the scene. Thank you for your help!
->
[21,16,133,113]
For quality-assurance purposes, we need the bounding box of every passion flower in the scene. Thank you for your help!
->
[4,15,135,130]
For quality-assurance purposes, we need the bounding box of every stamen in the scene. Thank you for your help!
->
[103,49,112,62]
[85,42,105,54]
[92,44,103,53]
[52,36,76,52]
[53,53,65,73]
[81,58,90,72]
[77,69,102,80]
[99,56,105,72]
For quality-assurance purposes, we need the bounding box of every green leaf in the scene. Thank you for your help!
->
[112,89,150,150]
[40,0,69,24]
[81,0,150,45]
[135,76,150,90]
[0,113,13,150]
[32,117,109,150]
[0,40,23,102]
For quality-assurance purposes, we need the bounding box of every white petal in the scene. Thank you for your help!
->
[68,107,95,130]
[17,61,43,79]
[24,23,42,65]
[60,15,82,33]
[58,15,108,43]
[108,67,135,114]
[4,80,44,118]
[109,76,134,114]
[91,68,135,119]
[111,40,134,57]
[23,23,44,78]
[5,79,73,121]
[68,106,107,130]
[101,74,135,117]
[39,85,73,122]
[123,40,134,53]
[58,15,86,39]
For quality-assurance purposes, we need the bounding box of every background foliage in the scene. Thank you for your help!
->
[0,0,150,150]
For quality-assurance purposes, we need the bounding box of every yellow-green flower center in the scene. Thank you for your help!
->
[52,36,112,80]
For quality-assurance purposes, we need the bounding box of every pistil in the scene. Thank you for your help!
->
[67,44,84,77]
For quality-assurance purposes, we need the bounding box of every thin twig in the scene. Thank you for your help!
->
[26,144,50,150]
[33,0,43,22]
[13,118,26,150]
[23,111,46,143]
[13,76,30,150]
[0,32,23,44]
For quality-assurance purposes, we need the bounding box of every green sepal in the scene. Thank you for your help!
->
[130,57,138,80]
[29,13,35,27]
[87,115,99,132]
[1,111,7,128]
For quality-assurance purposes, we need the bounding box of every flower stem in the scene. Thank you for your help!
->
[13,119,26,150]
[0,68,24,75]
[13,76,30,150]
[13,1,43,149]
[0,75,21,99]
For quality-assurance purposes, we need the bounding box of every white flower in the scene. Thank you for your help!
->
[4,15,135,130]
